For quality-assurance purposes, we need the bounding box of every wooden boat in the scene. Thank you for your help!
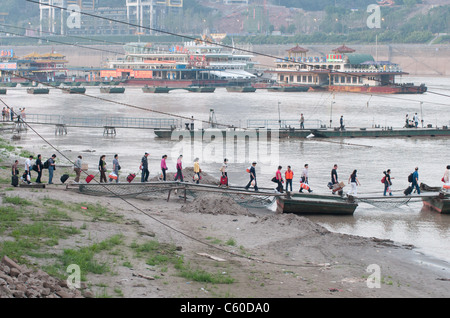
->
[142,86,173,93]
[226,86,257,93]
[276,193,358,215]
[27,88,49,94]
[100,87,125,94]
[0,88,6,95]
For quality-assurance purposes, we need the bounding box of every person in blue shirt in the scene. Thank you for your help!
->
[412,167,420,194]
[48,154,56,184]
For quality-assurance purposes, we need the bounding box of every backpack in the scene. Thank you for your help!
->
[246,167,251,173]
[43,159,49,169]
[408,173,413,183]
[381,176,386,184]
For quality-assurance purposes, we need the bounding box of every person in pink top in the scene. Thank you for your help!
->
[160,155,168,181]
[174,155,183,182]
[275,165,284,193]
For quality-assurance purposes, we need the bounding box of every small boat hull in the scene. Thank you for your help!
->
[276,193,358,215]
[186,87,215,93]
[226,86,257,93]
[422,193,450,214]
[100,87,125,94]
[62,87,86,94]
[267,86,309,92]
[142,86,172,93]
[27,88,49,94]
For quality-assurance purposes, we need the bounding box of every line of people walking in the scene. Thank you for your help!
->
[11,151,450,198]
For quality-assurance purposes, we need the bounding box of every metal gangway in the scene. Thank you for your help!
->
[21,114,181,135]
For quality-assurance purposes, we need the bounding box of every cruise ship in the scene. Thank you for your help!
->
[266,44,427,94]
[103,36,257,87]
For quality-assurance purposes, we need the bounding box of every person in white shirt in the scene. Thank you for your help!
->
[24,155,33,184]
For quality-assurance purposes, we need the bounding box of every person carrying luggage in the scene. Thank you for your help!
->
[245,162,258,191]
[382,169,393,196]
[219,158,228,188]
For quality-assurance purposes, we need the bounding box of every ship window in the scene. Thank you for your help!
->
[346,77,351,83]
[340,76,345,83]
[352,77,357,83]
[303,76,307,82]
[308,76,312,82]
[297,76,301,82]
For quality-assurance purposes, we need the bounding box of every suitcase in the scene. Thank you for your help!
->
[86,174,95,183]
[60,174,69,184]
[11,175,19,187]
[332,182,345,193]
[299,183,310,191]
[404,186,413,195]
[109,172,118,180]
[220,175,228,185]
[127,173,136,183]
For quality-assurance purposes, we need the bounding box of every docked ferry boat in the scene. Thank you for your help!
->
[102,36,257,87]
[266,44,427,94]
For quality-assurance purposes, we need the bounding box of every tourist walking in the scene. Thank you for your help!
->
[219,158,229,187]
[331,164,339,185]
[174,155,183,182]
[24,155,33,184]
[10,107,14,121]
[443,165,450,190]
[160,155,168,181]
[140,152,149,182]
[98,155,107,183]
[284,165,293,192]
[340,115,344,130]
[347,170,361,195]
[274,166,284,193]
[110,154,120,183]
[35,154,43,184]
[193,158,201,184]
[383,169,393,196]
[245,161,258,191]
[412,167,420,194]
[47,154,56,184]
[2,107,6,121]
[73,155,82,183]
[300,113,305,130]
[300,164,313,193]
[413,113,419,128]
[11,160,19,176]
